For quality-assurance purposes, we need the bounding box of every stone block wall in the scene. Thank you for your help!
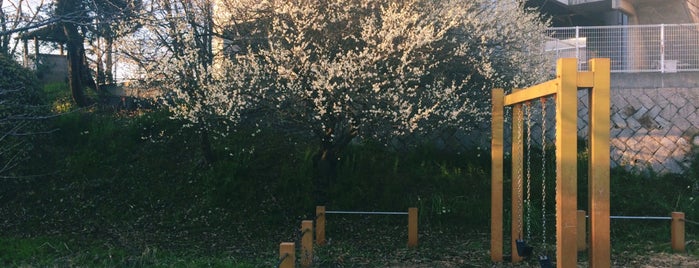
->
[581,87,699,173]
[394,74,699,175]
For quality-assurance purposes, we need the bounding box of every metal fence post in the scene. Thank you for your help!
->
[575,26,581,69]
[660,24,665,73]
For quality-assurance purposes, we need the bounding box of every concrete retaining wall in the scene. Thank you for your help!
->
[580,73,699,173]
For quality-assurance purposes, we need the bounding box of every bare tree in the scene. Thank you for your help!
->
[118,0,222,164]
[0,0,48,57]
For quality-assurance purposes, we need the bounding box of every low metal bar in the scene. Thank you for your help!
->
[324,210,408,215]
[609,216,671,220]
[583,215,673,220]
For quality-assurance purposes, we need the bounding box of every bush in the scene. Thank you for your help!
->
[0,54,47,177]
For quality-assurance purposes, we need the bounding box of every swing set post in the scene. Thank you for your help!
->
[491,88,504,262]
[588,57,612,268]
[511,89,525,263]
[555,57,579,268]
[490,58,611,267]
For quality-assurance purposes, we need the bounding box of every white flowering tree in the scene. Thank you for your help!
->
[213,0,550,202]
[118,0,256,164]
[123,0,549,201]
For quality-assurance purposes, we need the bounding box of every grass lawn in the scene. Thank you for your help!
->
[1,108,698,267]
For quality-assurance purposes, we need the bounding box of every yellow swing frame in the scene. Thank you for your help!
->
[490,58,611,267]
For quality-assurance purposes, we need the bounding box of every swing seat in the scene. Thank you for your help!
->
[539,255,553,268]
[515,239,533,258]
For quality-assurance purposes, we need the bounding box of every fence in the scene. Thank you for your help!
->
[546,24,699,73]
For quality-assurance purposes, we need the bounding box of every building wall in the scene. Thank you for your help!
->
[36,54,68,84]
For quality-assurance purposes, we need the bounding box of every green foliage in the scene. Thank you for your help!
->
[0,53,48,177]
[42,82,74,112]
[3,109,699,265]
[329,143,491,227]
[0,236,257,267]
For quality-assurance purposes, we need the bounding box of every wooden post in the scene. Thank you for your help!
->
[491,88,505,262]
[511,95,524,263]
[588,58,611,268]
[671,212,685,252]
[577,210,587,252]
[316,206,326,245]
[301,220,313,267]
[408,207,418,248]
[490,58,611,266]
[23,39,29,68]
[555,58,578,267]
[279,242,295,268]
[34,37,39,70]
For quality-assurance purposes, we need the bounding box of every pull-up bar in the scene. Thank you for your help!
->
[315,206,418,248]
[577,211,686,252]
[324,210,409,215]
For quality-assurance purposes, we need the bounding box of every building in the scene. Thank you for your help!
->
[527,0,699,26]
[529,0,699,173]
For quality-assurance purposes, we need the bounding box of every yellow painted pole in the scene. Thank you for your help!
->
[577,210,587,252]
[491,88,505,262]
[279,242,295,268]
[588,58,611,267]
[555,58,578,267]
[408,207,418,248]
[316,206,326,245]
[671,212,685,252]
[301,220,313,267]
[511,94,524,263]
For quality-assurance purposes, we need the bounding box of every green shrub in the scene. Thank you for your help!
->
[42,82,73,112]
[0,54,48,177]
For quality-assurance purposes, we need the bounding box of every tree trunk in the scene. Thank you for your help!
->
[82,51,97,92]
[312,126,357,206]
[63,23,89,107]
[200,128,216,165]
[95,37,104,90]
[105,37,114,84]
[312,146,337,206]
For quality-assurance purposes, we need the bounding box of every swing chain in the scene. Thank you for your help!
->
[525,102,533,242]
[541,97,548,248]
[516,104,524,239]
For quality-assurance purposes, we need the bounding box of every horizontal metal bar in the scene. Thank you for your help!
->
[324,210,408,215]
[585,215,672,220]
[549,23,699,30]
[610,216,672,220]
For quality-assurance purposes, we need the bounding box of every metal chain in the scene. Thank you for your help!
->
[540,97,548,247]
[516,105,524,239]
[525,102,533,242]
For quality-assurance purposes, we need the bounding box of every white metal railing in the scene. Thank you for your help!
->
[546,24,699,73]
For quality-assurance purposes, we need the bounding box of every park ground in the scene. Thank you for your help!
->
[1,85,698,267]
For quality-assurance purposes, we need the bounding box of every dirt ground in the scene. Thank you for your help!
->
[615,252,699,268]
